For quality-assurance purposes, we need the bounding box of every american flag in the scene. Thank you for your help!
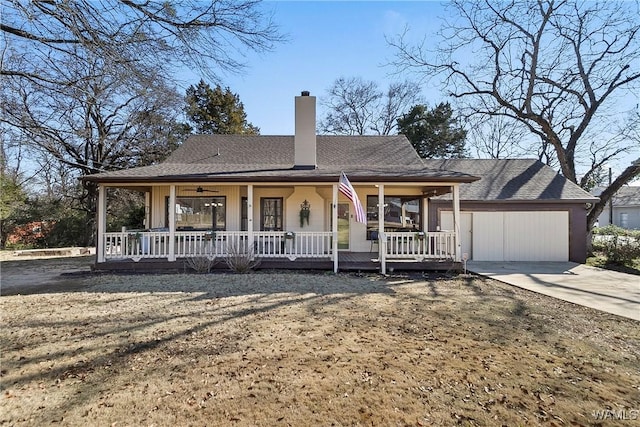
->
[339,172,367,224]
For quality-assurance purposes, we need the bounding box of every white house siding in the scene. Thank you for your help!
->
[147,184,445,253]
[150,185,170,228]
[598,206,640,230]
[152,185,331,232]
[285,186,327,232]
[251,186,294,231]
[151,185,242,230]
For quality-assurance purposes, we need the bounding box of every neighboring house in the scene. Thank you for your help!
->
[428,160,597,262]
[592,186,640,230]
[82,92,597,272]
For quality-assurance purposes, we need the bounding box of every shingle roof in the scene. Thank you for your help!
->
[82,135,598,203]
[426,159,598,202]
[83,135,479,183]
[592,186,640,207]
[165,135,424,166]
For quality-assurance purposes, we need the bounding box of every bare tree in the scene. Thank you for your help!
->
[319,77,421,135]
[1,0,283,86]
[389,0,640,229]
[467,115,531,160]
[0,127,25,184]
[1,52,188,243]
[1,0,282,245]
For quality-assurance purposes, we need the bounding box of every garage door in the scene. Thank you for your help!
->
[441,211,569,261]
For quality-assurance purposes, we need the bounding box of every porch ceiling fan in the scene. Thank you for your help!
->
[183,186,219,193]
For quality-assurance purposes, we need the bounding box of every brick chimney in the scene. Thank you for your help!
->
[294,91,317,169]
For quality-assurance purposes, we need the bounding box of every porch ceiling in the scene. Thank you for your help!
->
[422,186,453,197]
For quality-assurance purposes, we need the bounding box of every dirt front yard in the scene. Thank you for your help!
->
[1,263,639,426]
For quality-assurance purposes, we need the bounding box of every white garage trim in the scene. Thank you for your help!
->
[441,211,569,262]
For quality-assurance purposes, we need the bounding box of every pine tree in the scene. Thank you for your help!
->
[185,80,259,135]
[397,103,467,159]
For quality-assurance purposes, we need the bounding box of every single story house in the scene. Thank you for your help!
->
[82,92,597,273]
[592,186,640,230]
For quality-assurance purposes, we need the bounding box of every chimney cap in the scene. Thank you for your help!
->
[301,90,310,96]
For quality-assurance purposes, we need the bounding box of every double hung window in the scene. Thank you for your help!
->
[261,197,283,231]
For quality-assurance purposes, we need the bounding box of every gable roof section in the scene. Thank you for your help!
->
[427,159,598,202]
[83,135,479,184]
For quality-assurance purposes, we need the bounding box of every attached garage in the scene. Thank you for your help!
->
[426,159,598,263]
[442,211,569,261]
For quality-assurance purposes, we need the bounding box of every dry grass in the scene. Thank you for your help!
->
[1,270,639,426]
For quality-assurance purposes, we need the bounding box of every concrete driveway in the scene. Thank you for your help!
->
[467,261,640,321]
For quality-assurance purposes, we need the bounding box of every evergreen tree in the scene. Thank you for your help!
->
[397,103,467,159]
[185,81,259,135]
[0,175,27,248]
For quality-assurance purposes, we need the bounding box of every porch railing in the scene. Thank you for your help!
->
[102,230,455,262]
[102,230,333,261]
[253,231,333,259]
[174,231,250,259]
[385,231,456,260]
[104,230,170,260]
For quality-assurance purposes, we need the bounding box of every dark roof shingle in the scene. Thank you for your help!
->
[85,135,478,183]
[426,159,598,202]
[165,135,425,166]
[83,135,597,203]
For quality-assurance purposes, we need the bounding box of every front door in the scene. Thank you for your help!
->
[338,202,350,250]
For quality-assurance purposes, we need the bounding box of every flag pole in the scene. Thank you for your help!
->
[332,180,338,273]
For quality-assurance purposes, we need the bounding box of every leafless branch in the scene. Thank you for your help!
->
[388,0,640,225]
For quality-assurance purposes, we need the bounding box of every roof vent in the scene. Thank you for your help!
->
[301,90,310,96]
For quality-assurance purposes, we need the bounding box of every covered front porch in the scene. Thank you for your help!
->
[98,229,459,269]
[95,181,463,274]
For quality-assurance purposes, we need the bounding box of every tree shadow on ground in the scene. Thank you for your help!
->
[6,267,629,426]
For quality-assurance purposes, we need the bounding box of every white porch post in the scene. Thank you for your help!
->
[332,183,338,273]
[378,184,386,275]
[144,191,151,229]
[96,184,106,263]
[247,184,254,252]
[422,196,429,231]
[168,184,176,262]
[452,184,461,262]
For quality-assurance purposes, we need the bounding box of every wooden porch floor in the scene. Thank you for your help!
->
[94,252,460,273]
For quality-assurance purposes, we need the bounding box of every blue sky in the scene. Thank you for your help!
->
[175,1,638,180]
[178,1,445,134]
